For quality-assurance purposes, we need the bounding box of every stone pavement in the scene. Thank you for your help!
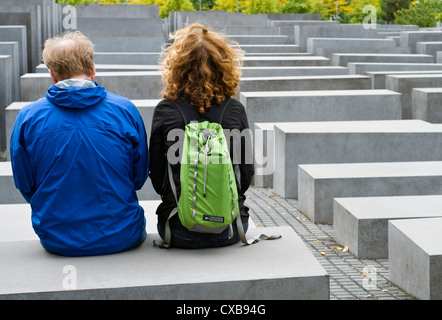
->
[245,186,417,300]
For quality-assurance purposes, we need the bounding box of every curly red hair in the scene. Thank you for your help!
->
[160,23,243,114]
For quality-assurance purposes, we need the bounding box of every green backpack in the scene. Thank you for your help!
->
[155,98,281,248]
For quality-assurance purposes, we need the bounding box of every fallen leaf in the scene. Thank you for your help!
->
[343,246,349,252]
[319,251,326,256]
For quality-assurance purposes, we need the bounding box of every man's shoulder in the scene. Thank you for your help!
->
[104,92,134,106]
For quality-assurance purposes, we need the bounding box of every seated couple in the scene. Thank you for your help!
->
[10,25,254,256]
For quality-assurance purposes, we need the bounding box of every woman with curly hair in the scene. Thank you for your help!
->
[149,23,254,248]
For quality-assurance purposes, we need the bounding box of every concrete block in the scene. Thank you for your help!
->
[412,88,442,123]
[0,26,28,74]
[348,62,442,75]
[438,51,442,63]
[237,44,300,54]
[239,75,370,93]
[0,162,25,204]
[242,56,330,67]
[20,72,163,101]
[366,70,442,89]
[307,38,396,56]
[86,36,165,53]
[93,52,160,65]
[299,161,442,224]
[400,31,442,53]
[36,63,159,73]
[315,46,411,60]
[334,195,442,259]
[74,18,163,37]
[332,53,434,67]
[240,90,402,127]
[1,0,61,42]
[228,35,291,45]
[240,66,348,77]
[0,42,20,101]
[0,55,12,151]
[169,11,269,33]
[295,24,381,52]
[267,13,321,20]
[0,12,41,72]
[253,122,275,188]
[386,74,442,119]
[75,4,160,18]
[416,41,442,57]
[0,226,329,300]
[272,120,441,199]
[389,217,442,300]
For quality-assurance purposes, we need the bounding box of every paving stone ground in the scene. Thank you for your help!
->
[245,186,417,300]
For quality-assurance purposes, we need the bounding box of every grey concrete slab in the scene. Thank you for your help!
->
[0,55,12,151]
[0,12,40,72]
[334,195,442,259]
[386,74,442,119]
[298,161,442,224]
[315,46,411,60]
[307,38,396,56]
[74,18,163,37]
[20,72,163,101]
[240,90,402,127]
[75,4,160,19]
[412,88,442,123]
[235,44,300,54]
[240,66,348,77]
[401,31,442,53]
[0,162,25,204]
[168,11,269,33]
[238,75,370,93]
[389,217,442,300]
[295,24,382,52]
[0,42,20,101]
[0,226,329,300]
[416,41,442,57]
[228,35,291,45]
[242,56,330,67]
[272,120,440,199]
[0,26,28,75]
[253,122,275,188]
[35,63,160,73]
[86,36,165,53]
[1,0,61,42]
[348,62,442,75]
[438,51,442,63]
[366,70,442,89]
[332,53,434,67]
[93,52,160,65]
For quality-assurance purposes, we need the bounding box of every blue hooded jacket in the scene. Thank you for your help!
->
[10,80,149,256]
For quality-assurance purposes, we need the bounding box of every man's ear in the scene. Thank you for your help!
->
[90,65,96,80]
[48,69,59,84]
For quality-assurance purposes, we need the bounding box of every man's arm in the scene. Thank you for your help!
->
[10,111,36,203]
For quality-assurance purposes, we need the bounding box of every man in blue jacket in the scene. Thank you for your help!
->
[10,31,149,256]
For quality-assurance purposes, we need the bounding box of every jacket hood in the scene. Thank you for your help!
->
[46,80,106,109]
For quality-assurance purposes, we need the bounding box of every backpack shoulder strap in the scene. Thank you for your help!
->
[174,98,232,125]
